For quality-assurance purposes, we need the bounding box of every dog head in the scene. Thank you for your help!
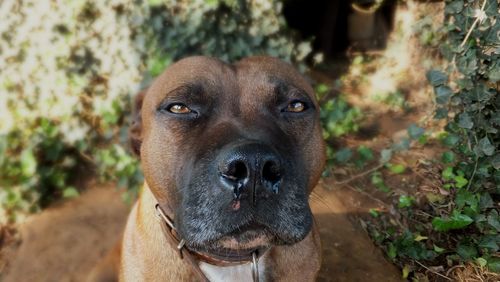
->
[130,56,325,255]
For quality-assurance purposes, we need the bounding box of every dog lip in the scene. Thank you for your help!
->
[227,221,267,236]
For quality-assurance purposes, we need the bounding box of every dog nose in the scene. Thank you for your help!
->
[218,143,282,205]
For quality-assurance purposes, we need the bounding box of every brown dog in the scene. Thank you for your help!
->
[91,56,326,282]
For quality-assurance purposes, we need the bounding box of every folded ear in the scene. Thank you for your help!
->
[129,88,147,157]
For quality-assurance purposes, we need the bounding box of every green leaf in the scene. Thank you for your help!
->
[392,138,410,151]
[455,190,477,209]
[408,124,425,140]
[487,210,500,231]
[478,137,495,156]
[458,112,473,129]
[433,244,445,253]
[357,145,374,161]
[444,0,463,14]
[315,83,329,97]
[426,70,448,86]
[491,154,500,170]
[20,148,37,177]
[432,211,474,231]
[387,243,397,259]
[380,149,393,164]
[489,68,500,82]
[442,134,460,147]
[398,195,414,208]
[478,236,499,251]
[454,174,468,188]
[63,187,79,198]
[334,148,352,163]
[442,151,455,164]
[442,166,455,181]
[435,85,453,104]
[457,243,477,260]
[479,193,494,209]
[369,208,380,217]
[434,107,448,119]
[371,172,391,193]
[487,257,500,273]
[476,257,488,267]
[387,163,406,174]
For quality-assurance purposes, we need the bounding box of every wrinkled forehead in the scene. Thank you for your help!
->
[144,56,315,106]
[234,57,315,100]
[144,56,233,104]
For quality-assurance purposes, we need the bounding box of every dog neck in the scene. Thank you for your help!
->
[142,182,268,282]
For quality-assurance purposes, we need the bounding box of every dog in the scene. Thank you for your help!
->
[89,56,326,282]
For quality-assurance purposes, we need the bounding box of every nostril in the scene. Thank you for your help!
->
[262,160,282,184]
[222,160,248,182]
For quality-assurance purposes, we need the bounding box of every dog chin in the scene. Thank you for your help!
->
[218,231,271,250]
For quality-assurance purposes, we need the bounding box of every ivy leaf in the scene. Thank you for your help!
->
[476,257,488,267]
[478,236,499,251]
[334,148,352,164]
[442,166,455,181]
[408,124,425,140]
[457,243,477,260]
[434,107,448,119]
[433,245,445,253]
[442,134,460,147]
[442,151,455,163]
[478,137,495,156]
[426,70,448,86]
[435,85,453,104]
[387,163,406,174]
[371,172,391,193]
[444,0,463,14]
[487,258,500,273]
[432,210,473,231]
[63,187,79,199]
[458,112,473,129]
[487,210,500,232]
[454,174,468,188]
[398,195,414,208]
[489,67,500,82]
[357,145,374,161]
[479,193,494,209]
[392,138,410,151]
[491,154,500,170]
[380,149,393,164]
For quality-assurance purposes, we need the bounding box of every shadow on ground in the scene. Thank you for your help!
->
[3,184,402,282]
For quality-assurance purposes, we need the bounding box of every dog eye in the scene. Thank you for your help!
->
[284,101,307,113]
[167,103,192,114]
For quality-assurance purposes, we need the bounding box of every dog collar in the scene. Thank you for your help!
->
[154,203,269,282]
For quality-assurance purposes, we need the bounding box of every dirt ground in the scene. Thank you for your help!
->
[1,183,402,282]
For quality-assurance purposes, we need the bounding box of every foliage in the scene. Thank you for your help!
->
[144,0,312,77]
[0,0,312,224]
[315,82,364,172]
[425,0,499,273]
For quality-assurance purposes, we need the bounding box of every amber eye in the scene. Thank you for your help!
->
[285,101,307,113]
[168,103,192,114]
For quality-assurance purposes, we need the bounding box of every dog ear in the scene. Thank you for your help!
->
[129,89,147,157]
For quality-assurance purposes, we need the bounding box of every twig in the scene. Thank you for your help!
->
[451,0,488,66]
[415,260,452,281]
[344,184,390,208]
[459,0,488,49]
[331,163,384,185]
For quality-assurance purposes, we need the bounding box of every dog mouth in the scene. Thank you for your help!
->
[189,222,273,256]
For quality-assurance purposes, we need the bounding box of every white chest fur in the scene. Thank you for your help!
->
[199,261,264,282]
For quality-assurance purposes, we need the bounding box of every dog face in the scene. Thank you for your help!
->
[131,56,325,254]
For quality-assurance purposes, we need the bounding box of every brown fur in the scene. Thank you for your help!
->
[89,56,325,282]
